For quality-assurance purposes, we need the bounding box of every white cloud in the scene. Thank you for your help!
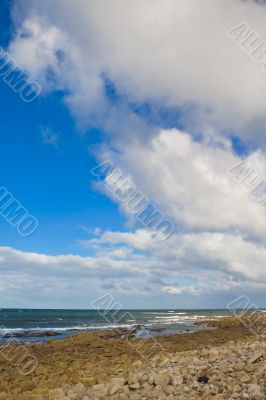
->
[9,0,266,142]
[163,286,205,296]
[0,246,144,279]
[88,229,155,250]
[96,128,266,238]
[83,228,266,283]
[1,223,266,307]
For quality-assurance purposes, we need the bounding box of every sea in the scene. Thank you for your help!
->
[0,308,246,342]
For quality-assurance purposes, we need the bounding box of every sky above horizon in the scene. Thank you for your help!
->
[1,0,266,309]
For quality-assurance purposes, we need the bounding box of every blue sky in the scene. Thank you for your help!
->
[0,82,125,255]
[1,0,266,308]
[0,0,126,256]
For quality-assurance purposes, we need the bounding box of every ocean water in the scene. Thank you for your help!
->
[0,308,235,341]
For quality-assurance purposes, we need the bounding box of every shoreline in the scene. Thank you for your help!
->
[0,308,251,342]
[0,314,265,399]
[0,310,260,341]
[0,323,212,341]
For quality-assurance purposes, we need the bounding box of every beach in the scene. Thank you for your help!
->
[0,313,265,399]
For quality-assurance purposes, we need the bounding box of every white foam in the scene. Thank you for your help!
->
[0,324,136,335]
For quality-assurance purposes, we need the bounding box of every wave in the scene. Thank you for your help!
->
[0,310,231,337]
[167,311,187,314]
[154,315,205,320]
[0,323,139,335]
[0,318,197,335]
[0,314,207,335]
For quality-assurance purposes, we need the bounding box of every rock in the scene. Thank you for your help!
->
[128,382,141,390]
[73,383,86,396]
[154,372,172,387]
[159,357,170,368]
[198,376,209,384]
[164,385,175,395]
[248,351,263,364]
[234,362,245,371]
[109,383,124,396]
[172,375,183,386]
[197,368,209,384]
[128,372,142,385]
[48,388,65,399]
[247,384,264,400]
[90,383,108,399]
[240,375,251,383]
[129,394,142,400]
[30,395,48,400]
[110,377,125,386]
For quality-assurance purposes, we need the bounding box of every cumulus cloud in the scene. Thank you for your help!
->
[1,223,266,306]
[0,246,144,279]
[83,228,266,284]
[8,0,266,142]
[95,128,266,238]
[0,245,149,307]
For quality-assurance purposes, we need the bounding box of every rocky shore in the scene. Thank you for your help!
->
[50,337,265,399]
[0,313,265,399]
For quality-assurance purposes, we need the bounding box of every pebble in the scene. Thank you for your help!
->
[49,336,265,399]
